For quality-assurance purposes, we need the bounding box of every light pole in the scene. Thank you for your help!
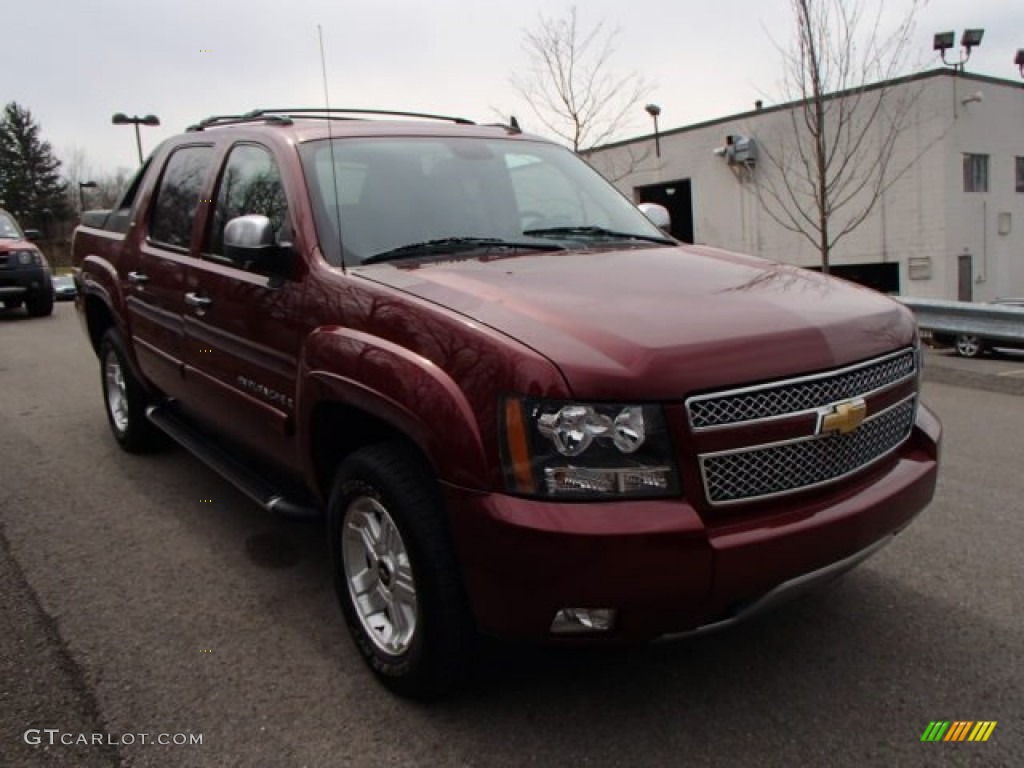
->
[645,103,661,158]
[111,113,160,165]
[933,29,985,73]
[78,180,97,213]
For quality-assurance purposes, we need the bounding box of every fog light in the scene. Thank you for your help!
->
[550,608,617,634]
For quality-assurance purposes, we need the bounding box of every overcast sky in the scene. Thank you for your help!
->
[4,0,1021,178]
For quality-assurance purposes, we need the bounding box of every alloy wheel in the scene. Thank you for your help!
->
[955,334,982,358]
[341,495,418,656]
[104,352,130,433]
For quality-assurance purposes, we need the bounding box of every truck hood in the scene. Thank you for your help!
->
[356,245,916,399]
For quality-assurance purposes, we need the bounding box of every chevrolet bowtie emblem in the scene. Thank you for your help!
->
[820,398,867,435]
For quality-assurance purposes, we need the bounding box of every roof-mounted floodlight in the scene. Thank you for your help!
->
[933,32,955,52]
[934,28,984,72]
[961,29,984,50]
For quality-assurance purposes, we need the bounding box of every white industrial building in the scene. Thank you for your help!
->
[587,69,1024,301]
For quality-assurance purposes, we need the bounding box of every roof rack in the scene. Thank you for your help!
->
[186,114,294,132]
[484,115,522,135]
[186,108,475,132]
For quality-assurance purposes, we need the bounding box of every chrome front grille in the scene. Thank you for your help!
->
[687,348,916,430]
[700,396,916,505]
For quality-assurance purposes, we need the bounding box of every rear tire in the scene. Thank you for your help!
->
[99,328,163,452]
[327,442,471,699]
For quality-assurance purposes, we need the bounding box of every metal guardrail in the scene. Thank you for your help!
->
[898,298,1024,344]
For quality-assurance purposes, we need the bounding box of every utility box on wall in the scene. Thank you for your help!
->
[719,135,757,167]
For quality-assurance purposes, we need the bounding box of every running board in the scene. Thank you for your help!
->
[146,403,320,519]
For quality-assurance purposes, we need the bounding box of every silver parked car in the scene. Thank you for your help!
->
[932,298,1024,358]
[52,274,77,301]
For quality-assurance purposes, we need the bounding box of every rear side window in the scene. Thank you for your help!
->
[149,146,215,249]
[115,158,152,212]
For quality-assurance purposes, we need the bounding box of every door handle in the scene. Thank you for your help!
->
[184,292,212,308]
[127,271,149,284]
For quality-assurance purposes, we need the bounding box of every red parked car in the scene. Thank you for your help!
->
[0,208,53,316]
[72,109,940,697]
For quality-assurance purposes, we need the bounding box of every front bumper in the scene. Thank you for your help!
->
[0,265,51,300]
[444,403,940,643]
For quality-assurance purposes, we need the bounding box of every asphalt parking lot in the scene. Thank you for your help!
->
[922,343,1024,396]
[1,304,1021,767]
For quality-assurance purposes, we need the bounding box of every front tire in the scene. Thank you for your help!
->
[327,442,471,699]
[99,328,162,452]
[25,286,53,317]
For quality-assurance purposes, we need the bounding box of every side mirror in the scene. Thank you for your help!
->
[23,229,42,242]
[638,203,671,232]
[223,215,288,273]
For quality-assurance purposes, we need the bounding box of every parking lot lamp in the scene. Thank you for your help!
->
[111,113,160,165]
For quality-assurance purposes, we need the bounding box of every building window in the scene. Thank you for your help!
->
[1017,157,1024,193]
[963,154,988,193]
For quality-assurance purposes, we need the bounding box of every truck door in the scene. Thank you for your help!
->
[126,144,216,398]
[180,142,305,472]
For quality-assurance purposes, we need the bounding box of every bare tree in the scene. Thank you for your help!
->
[756,0,927,273]
[511,7,650,155]
[62,146,131,213]
[62,145,92,210]
[91,169,133,208]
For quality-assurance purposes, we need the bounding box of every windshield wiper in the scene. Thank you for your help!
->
[522,226,675,245]
[362,237,565,265]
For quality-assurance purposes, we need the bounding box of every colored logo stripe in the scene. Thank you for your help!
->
[969,722,997,742]
[921,721,996,742]
[944,722,972,741]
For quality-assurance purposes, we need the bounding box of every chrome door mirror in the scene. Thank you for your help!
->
[638,203,671,232]
[223,215,288,273]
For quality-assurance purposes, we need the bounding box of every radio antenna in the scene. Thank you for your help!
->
[318,24,347,273]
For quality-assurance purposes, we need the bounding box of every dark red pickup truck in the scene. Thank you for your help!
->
[72,109,940,698]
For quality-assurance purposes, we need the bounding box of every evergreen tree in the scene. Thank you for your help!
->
[0,102,70,233]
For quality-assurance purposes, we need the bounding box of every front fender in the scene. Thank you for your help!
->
[298,327,489,489]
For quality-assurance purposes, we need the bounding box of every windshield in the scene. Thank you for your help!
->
[0,211,24,240]
[299,137,669,265]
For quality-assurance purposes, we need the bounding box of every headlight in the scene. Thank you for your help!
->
[500,397,680,498]
[15,250,42,266]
